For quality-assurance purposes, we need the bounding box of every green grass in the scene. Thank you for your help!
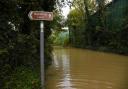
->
[3,66,40,89]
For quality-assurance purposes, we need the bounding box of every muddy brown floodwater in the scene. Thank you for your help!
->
[46,47,128,89]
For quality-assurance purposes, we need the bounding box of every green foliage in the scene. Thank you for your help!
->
[0,0,56,88]
[50,30,69,46]
[72,0,96,14]
[51,10,64,30]
[67,0,128,54]
[3,66,40,89]
[67,9,85,47]
[67,9,84,27]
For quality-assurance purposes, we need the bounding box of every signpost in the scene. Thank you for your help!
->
[28,11,53,88]
[28,11,53,21]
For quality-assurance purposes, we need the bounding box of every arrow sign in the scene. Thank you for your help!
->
[28,11,53,88]
[28,11,53,21]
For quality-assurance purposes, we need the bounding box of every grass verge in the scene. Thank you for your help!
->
[3,66,40,89]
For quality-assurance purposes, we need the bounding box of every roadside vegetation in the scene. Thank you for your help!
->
[67,0,128,55]
[50,30,69,46]
[0,0,56,88]
[3,66,40,89]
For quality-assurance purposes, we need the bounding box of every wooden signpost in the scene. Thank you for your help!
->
[28,11,53,88]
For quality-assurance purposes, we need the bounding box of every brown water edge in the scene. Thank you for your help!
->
[46,47,128,89]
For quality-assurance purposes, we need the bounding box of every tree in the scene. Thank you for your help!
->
[67,9,85,47]
[0,0,18,87]
[96,0,107,30]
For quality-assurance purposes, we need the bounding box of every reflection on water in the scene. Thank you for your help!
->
[46,47,128,89]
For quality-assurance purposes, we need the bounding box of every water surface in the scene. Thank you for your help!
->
[46,47,128,89]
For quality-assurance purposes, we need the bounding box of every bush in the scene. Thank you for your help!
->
[3,66,40,89]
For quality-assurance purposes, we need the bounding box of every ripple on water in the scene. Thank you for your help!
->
[46,47,128,89]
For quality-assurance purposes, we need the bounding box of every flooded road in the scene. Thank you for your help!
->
[46,47,128,89]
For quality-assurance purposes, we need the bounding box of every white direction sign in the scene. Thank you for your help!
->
[28,11,53,21]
